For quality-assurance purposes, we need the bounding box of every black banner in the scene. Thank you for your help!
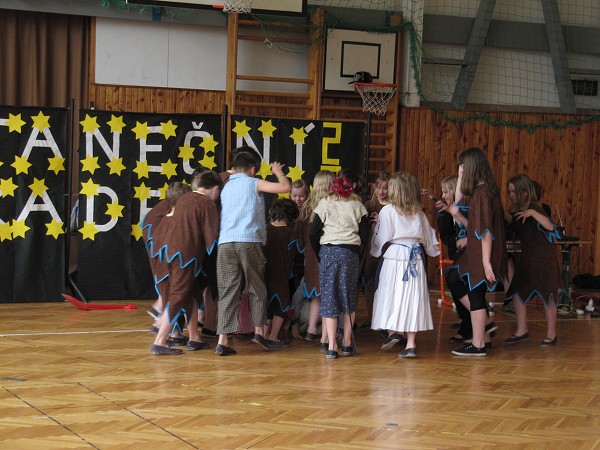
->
[230,116,365,184]
[0,106,67,302]
[76,110,223,299]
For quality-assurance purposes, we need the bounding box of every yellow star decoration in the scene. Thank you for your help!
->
[106,157,126,176]
[232,120,251,138]
[106,202,124,220]
[12,219,30,239]
[81,155,100,174]
[0,222,12,241]
[48,156,65,175]
[278,192,290,199]
[256,159,272,179]
[46,219,65,239]
[178,144,195,160]
[258,120,277,138]
[133,160,151,179]
[134,182,152,201]
[32,111,51,131]
[6,113,26,133]
[107,115,126,134]
[160,160,178,179]
[80,221,99,241]
[290,127,308,145]
[11,155,32,175]
[160,120,178,139]
[200,135,219,153]
[29,178,48,197]
[158,182,169,200]
[0,177,18,198]
[80,114,99,134]
[132,121,151,141]
[131,221,143,241]
[199,154,217,170]
[286,165,305,182]
[80,179,100,198]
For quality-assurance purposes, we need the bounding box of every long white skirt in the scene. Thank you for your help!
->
[371,257,433,333]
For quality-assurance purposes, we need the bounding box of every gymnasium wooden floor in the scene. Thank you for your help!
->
[1,293,600,449]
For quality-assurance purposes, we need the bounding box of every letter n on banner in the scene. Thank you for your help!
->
[76,110,222,299]
[0,106,67,303]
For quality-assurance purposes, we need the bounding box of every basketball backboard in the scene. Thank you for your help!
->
[126,0,307,16]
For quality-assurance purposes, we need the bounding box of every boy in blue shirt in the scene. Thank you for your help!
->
[215,148,291,355]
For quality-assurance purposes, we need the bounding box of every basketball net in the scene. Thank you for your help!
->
[223,0,253,14]
[354,82,397,116]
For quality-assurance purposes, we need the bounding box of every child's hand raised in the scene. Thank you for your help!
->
[270,161,285,176]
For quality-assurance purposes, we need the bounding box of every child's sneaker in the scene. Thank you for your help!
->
[451,344,487,357]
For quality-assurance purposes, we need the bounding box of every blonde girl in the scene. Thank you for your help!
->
[371,172,440,358]
[290,171,335,345]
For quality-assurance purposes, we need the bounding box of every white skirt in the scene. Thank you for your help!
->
[371,257,433,333]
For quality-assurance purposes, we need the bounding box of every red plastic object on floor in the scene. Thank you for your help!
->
[62,294,137,311]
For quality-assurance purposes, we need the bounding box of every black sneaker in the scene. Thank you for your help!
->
[452,344,487,356]
[151,345,183,355]
[214,344,237,356]
[267,340,290,349]
[186,341,209,351]
[381,333,404,351]
[251,333,270,351]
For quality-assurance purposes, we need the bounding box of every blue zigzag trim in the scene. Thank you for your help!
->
[506,291,558,307]
[474,228,495,241]
[289,238,305,254]
[537,222,562,243]
[162,301,188,335]
[267,292,292,313]
[448,264,503,292]
[302,283,320,299]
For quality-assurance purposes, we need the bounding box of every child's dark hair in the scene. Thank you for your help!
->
[191,170,223,191]
[232,149,261,171]
[268,198,299,223]
[192,166,208,177]
[337,168,366,198]
[166,182,191,207]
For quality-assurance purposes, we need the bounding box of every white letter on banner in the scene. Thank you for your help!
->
[295,123,315,170]
[83,186,119,232]
[85,128,120,159]
[17,192,62,222]
[182,122,210,175]
[139,125,164,175]
[22,128,63,159]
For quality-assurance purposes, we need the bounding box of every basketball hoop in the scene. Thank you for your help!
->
[223,0,253,14]
[354,82,397,116]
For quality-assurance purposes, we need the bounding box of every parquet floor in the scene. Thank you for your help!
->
[1,293,600,449]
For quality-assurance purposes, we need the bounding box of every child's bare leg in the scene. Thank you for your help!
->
[307,298,321,336]
[187,303,202,343]
[154,312,172,347]
[545,300,558,340]
[291,321,301,339]
[405,331,416,349]
[324,317,338,351]
[268,316,285,342]
[513,299,528,336]
[342,312,355,347]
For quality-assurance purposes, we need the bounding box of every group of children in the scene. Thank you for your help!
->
[142,144,563,359]
[430,148,562,356]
